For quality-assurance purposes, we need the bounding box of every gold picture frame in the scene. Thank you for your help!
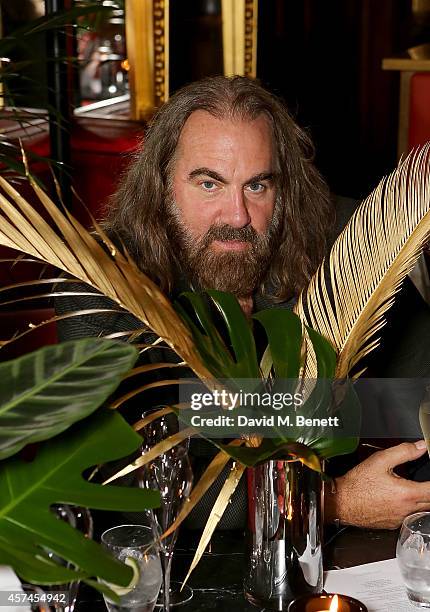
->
[125,0,169,121]
[221,0,258,78]
[125,0,258,121]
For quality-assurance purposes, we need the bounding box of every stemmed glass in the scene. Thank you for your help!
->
[138,413,193,610]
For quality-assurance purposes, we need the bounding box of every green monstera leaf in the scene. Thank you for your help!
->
[0,409,160,590]
[253,309,303,379]
[175,294,360,470]
[175,290,260,379]
[0,338,138,460]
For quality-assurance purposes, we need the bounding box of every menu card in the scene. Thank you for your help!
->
[324,558,413,611]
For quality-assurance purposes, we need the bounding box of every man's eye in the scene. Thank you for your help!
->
[201,181,217,191]
[247,183,265,193]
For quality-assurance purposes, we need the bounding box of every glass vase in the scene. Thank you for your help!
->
[244,459,323,611]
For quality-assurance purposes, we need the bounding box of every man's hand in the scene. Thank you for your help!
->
[325,441,430,529]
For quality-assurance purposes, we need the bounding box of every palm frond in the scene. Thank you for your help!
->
[181,462,246,588]
[295,145,430,377]
[161,439,244,541]
[132,407,175,432]
[0,277,88,294]
[0,309,128,350]
[108,380,191,410]
[0,174,215,384]
[102,427,196,485]
[122,361,187,381]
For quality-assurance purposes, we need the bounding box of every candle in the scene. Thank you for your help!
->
[288,593,368,612]
[321,594,340,612]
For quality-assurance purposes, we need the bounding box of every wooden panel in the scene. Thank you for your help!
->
[383,57,430,71]
[409,72,430,148]
[398,71,413,158]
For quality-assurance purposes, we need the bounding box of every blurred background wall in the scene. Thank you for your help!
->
[167,0,426,199]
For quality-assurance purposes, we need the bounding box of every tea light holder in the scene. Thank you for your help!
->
[288,593,368,612]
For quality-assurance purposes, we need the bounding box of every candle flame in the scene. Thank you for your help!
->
[329,594,339,611]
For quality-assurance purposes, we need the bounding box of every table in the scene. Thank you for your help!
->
[75,527,398,611]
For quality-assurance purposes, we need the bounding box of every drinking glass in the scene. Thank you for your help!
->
[397,512,430,607]
[138,413,193,609]
[101,524,162,612]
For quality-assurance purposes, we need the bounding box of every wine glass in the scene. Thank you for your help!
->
[397,511,430,607]
[101,524,162,612]
[138,413,193,609]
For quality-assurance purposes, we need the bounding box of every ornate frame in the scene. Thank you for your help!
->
[125,0,258,120]
[125,0,170,120]
[221,0,258,78]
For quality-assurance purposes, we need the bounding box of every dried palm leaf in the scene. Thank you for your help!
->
[122,362,187,380]
[0,309,128,349]
[0,276,105,310]
[0,257,43,264]
[0,293,104,308]
[132,406,175,431]
[181,462,246,588]
[0,174,215,385]
[103,330,159,344]
[102,427,196,485]
[161,439,244,541]
[108,379,191,410]
[0,277,76,294]
[295,145,430,377]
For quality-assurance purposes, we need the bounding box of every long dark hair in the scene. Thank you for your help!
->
[103,75,333,302]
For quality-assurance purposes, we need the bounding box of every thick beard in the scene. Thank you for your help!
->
[165,199,282,298]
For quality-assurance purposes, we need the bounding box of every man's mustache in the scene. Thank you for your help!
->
[201,224,260,247]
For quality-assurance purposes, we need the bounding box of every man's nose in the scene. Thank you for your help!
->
[221,187,251,228]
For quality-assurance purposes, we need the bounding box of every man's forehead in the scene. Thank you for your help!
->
[175,110,274,170]
[179,109,272,138]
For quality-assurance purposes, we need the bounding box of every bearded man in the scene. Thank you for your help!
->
[56,75,430,530]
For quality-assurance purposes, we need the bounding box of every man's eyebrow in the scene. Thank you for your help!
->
[188,168,226,183]
[188,168,274,184]
[245,172,274,184]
